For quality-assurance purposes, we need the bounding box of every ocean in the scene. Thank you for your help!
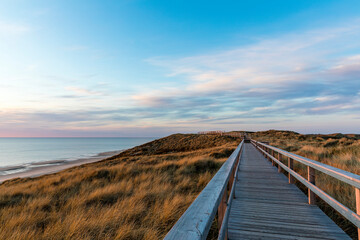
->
[0,137,156,175]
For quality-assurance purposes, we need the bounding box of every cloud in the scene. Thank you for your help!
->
[0,21,31,36]
[140,18,360,125]
[0,108,135,130]
[65,86,104,96]
[2,18,360,136]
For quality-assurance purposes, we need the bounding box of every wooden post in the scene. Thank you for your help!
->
[218,188,228,231]
[307,166,316,205]
[288,157,294,184]
[231,167,235,201]
[271,149,275,166]
[265,146,267,159]
[264,146,267,158]
[236,154,239,181]
[229,168,234,192]
[356,188,360,240]
[277,152,281,172]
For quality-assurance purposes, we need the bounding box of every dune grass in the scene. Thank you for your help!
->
[0,134,240,240]
[251,130,360,239]
[1,131,357,239]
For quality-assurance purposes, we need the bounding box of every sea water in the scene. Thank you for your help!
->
[0,137,156,171]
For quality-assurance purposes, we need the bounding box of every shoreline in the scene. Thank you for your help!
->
[0,150,123,183]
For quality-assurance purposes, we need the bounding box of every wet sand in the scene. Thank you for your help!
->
[0,150,122,183]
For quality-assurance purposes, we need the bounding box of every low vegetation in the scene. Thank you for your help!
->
[1,131,358,239]
[251,130,360,239]
[0,134,240,239]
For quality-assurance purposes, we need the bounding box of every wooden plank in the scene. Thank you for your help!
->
[288,156,294,184]
[228,212,341,226]
[217,186,227,230]
[278,152,281,172]
[229,222,347,236]
[228,143,350,240]
[256,145,360,229]
[356,187,360,239]
[308,166,316,205]
[227,229,348,240]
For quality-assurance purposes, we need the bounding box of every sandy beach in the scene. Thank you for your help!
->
[0,150,122,183]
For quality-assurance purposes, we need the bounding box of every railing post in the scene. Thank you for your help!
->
[264,146,268,157]
[263,146,267,158]
[271,149,275,166]
[264,146,267,159]
[236,161,239,182]
[277,152,281,172]
[218,187,228,232]
[236,151,241,181]
[356,187,360,239]
[229,171,234,190]
[288,156,294,184]
[307,166,316,205]
[234,152,240,198]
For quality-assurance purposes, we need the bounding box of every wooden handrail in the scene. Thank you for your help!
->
[251,140,360,189]
[218,145,242,240]
[164,140,244,240]
[251,140,360,238]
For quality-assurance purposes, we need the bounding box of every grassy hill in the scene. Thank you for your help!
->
[0,134,240,240]
[1,130,358,239]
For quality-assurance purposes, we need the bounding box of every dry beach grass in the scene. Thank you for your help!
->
[0,131,358,239]
[0,134,239,239]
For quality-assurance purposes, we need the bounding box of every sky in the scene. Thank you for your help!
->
[0,0,360,137]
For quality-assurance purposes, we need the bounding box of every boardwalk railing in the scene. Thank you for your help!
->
[251,140,360,238]
[164,140,244,240]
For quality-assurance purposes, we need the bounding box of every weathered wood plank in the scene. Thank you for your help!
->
[228,229,348,240]
[308,166,316,205]
[256,144,360,229]
[356,187,360,239]
[228,143,350,240]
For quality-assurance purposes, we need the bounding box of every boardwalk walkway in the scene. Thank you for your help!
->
[228,143,350,239]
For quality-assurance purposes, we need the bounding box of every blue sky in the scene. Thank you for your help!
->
[0,0,360,137]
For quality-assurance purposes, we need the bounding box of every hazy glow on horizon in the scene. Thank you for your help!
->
[0,0,360,137]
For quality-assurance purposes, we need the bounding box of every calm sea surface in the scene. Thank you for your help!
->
[0,137,156,168]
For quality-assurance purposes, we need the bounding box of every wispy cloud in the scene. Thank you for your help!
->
[0,21,31,36]
[141,19,360,125]
[1,16,360,136]
[65,86,104,96]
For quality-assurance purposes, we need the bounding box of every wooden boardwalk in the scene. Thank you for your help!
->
[165,139,359,240]
[227,143,350,239]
